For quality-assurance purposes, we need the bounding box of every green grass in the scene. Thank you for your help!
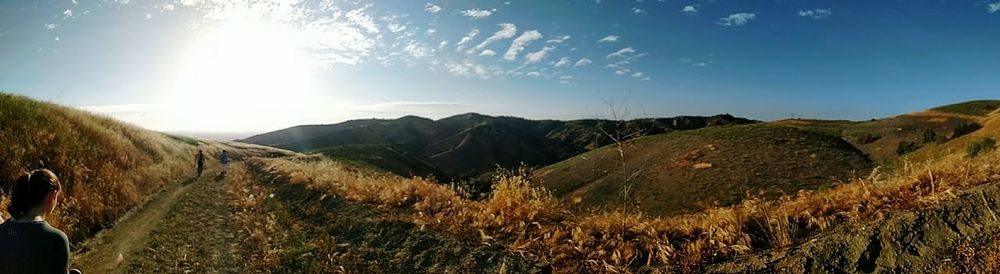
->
[932,100,1000,116]
[310,144,448,179]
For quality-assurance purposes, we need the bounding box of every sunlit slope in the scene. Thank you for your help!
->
[533,124,872,216]
[0,92,290,243]
[241,113,756,177]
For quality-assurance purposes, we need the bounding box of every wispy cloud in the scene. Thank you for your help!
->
[45,23,58,30]
[63,9,73,19]
[461,9,493,19]
[574,58,592,67]
[446,61,503,79]
[606,47,635,58]
[718,12,756,26]
[989,2,1000,13]
[598,35,619,43]
[424,3,442,13]
[546,35,570,44]
[504,30,543,60]
[525,46,555,64]
[471,23,517,53]
[798,9,832,19]
[632,7,646,15]
[455,29,479,51]
[479,49,497,56]
[554,57,572,67]
[682,5,697,15]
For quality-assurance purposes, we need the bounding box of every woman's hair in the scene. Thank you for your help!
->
[7,169,61,219]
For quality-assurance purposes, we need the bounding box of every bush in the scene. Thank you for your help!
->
[896,141,919,156]
[856,133,881,145]
[953,122,983,139]
[968,138,997,158]
[922,129,938,144]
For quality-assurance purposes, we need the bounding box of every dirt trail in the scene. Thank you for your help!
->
[71,169,217,273]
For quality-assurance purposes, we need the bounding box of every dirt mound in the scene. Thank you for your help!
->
[708,180,1000,273]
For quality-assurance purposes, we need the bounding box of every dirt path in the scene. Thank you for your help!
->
[71,169,221,273]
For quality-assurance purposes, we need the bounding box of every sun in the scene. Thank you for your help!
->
[161,17,321,133]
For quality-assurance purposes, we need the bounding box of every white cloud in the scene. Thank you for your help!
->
[471,23,517,53]
[71,0,78,5]
[630,72,644,78]
[425,3,442,13]
[504,30,543,61]
[559,75,573,80]
[989,2,1000,13]
[438,40,448,49]
[447,62,503,79]
[160,4,175,11]
[455,29,479,51]
[614,70,628,75]
[63,9,73,19]
[346,8,379,34]
[718,12,756,26]
[403,41,434,58]
[554,57,572,67]
[461,9,493,19]
[480,49,497,56]
[682,5,697,15]
[45,23,58,30]
[632,7,646,15]
[574,58,592,67]
[598,35,619,43]
[526,71,542,77]
[606,47,635,58]
[798,9,832,19]
[641,76,650,81]
[525,46,555,64]
[388,23,406,33]
[546,35,571,44]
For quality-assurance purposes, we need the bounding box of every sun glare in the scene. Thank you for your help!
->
[162,17,320,132]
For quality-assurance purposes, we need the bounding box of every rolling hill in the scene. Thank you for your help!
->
[240,113,757,178]
[532,123,874,216]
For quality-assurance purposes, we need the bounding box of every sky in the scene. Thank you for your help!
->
[1,0,999,135]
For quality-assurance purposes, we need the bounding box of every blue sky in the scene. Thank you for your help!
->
[1,0,999,134]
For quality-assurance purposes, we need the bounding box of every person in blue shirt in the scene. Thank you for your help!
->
[219,150,230,175]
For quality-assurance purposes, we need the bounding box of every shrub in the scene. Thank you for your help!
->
[897,141,919,156]
[953,122,983,139]
[856,133,881,145]
[922,129,938,144]
[968,138,997,158]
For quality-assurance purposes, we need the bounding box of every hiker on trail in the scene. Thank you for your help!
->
[0,169,82,274]
[219,150,229,175]
[196,150,205,177]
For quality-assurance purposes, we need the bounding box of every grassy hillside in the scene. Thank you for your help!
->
[932,100,1000,117]
[0,93,289,243]
[775,112,979,163]
[241,113,756,177]
[240,104,1000,272]
[311,143,446,179]
[533,124,873,216]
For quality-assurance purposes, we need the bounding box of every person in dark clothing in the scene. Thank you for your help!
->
[0,169,77,274]
[219,150,229,175]
[195,150,206,177]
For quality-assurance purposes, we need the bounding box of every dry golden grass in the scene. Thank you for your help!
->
[0,93,284,243]
[226,163,287,272]
[249,133,1000,273]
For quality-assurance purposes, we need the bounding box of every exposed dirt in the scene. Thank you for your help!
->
[707,179,1000,273]
[71,172,202,273]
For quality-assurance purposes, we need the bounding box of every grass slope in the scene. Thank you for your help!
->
[533,124,873,217]
[0,92,291,243]
[311,143,447,179]
[932,100,1000,117]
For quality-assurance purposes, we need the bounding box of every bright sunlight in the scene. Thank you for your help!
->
[161,17,321,132]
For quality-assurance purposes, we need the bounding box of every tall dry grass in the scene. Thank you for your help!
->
[250,138,1000,272]
[0,93,261,243]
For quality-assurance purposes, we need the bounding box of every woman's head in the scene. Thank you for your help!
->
[7,169,61,220]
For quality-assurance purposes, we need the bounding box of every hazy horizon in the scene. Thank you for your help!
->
[2,0,998,133]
